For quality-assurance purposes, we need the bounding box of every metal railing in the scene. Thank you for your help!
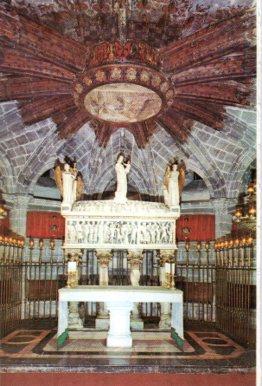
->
[215,237,256,347]
[0,238,23,338]
[20,239,217,323]
[0,236,256,347]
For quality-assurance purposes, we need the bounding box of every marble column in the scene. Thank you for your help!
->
[67,250,83,329]
[159,250,174,329]
[128,250,144,330]
[95,249,112,329]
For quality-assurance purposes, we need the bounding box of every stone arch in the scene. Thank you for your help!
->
[226,151,256,199]
[185,158,214,197]
[18,131,65,193]
[183,133,227,198]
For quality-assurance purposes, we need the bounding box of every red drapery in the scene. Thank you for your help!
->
[176,214,215,241]
[25,212,214,241]
[26,211,65,239]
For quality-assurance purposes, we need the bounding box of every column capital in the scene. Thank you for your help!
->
[159,249,174,266]
[128,249,143,268]
[4,193,32,207]
[211,197,237,213]
[96,249,112,267]
[66,250,83,264]
[7,193,32,237]
[211,198,236,238]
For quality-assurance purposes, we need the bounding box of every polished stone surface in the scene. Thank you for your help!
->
[0,322,255,373]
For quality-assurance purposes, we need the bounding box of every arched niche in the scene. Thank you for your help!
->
[181,170,210,202]
[33,168,61,200]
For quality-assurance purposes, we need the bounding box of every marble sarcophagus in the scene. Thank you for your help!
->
[62,199,180,251]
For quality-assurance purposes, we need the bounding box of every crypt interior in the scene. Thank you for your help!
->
[0,0,258,385]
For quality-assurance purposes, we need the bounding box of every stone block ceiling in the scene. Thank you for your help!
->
[0,0,256,200]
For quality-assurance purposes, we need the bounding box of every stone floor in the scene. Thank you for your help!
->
[0,322,255,374]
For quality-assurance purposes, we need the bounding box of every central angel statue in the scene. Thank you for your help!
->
[163,159,186,208]
[114,153,131,204]
[54,156,84,209]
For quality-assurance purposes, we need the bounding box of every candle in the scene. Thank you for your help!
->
[68,261,77,272]
[165,262,171,274]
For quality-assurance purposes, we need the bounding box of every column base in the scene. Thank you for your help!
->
[131,318,144,330]
[95,317,110,330]
[159,315,171,330]
[68,313,83,329]
[107,334,132,348]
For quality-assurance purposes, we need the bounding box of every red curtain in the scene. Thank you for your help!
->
[26,212,214,241]
[176,215,215,241]
[26,211,65,239]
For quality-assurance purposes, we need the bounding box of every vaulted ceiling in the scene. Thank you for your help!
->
[0,0,256,199]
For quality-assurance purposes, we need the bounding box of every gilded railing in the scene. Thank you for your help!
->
[215,236,256,347]
[0,236,24,338]
[0,236,256,347]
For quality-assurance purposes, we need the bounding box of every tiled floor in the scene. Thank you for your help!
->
[0,323,255,373]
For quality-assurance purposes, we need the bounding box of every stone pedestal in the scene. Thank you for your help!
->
[128,250,144,330]
[96,302,110,329]
[159,302,171,329]
[95,250,111,329]
[68,301,83,329]
[106,301,133,348]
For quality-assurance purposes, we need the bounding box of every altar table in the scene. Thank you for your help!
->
[57,285,183,348]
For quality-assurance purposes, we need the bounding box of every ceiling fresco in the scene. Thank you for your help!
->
[0,0,256,150]
[84,83,162,123]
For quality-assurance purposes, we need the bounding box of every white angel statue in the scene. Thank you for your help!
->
[163,160,186,208]
[54,157,85,209]
[114,153,131,204]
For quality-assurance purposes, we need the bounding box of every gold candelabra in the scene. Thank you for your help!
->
[232,181,256,231]
[0,204,7,219]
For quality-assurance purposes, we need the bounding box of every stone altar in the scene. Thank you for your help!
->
[57,286,184,348]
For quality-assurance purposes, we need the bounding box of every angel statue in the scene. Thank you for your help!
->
[163,159,186,208]
[178,159,186,198]
[54,157,85,209]
[114,153,131,204]
[75,171,85,201]
[163,164,171,205]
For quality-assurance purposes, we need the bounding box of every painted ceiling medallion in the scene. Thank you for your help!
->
[84,83,162,123]
[74,41,174,126]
